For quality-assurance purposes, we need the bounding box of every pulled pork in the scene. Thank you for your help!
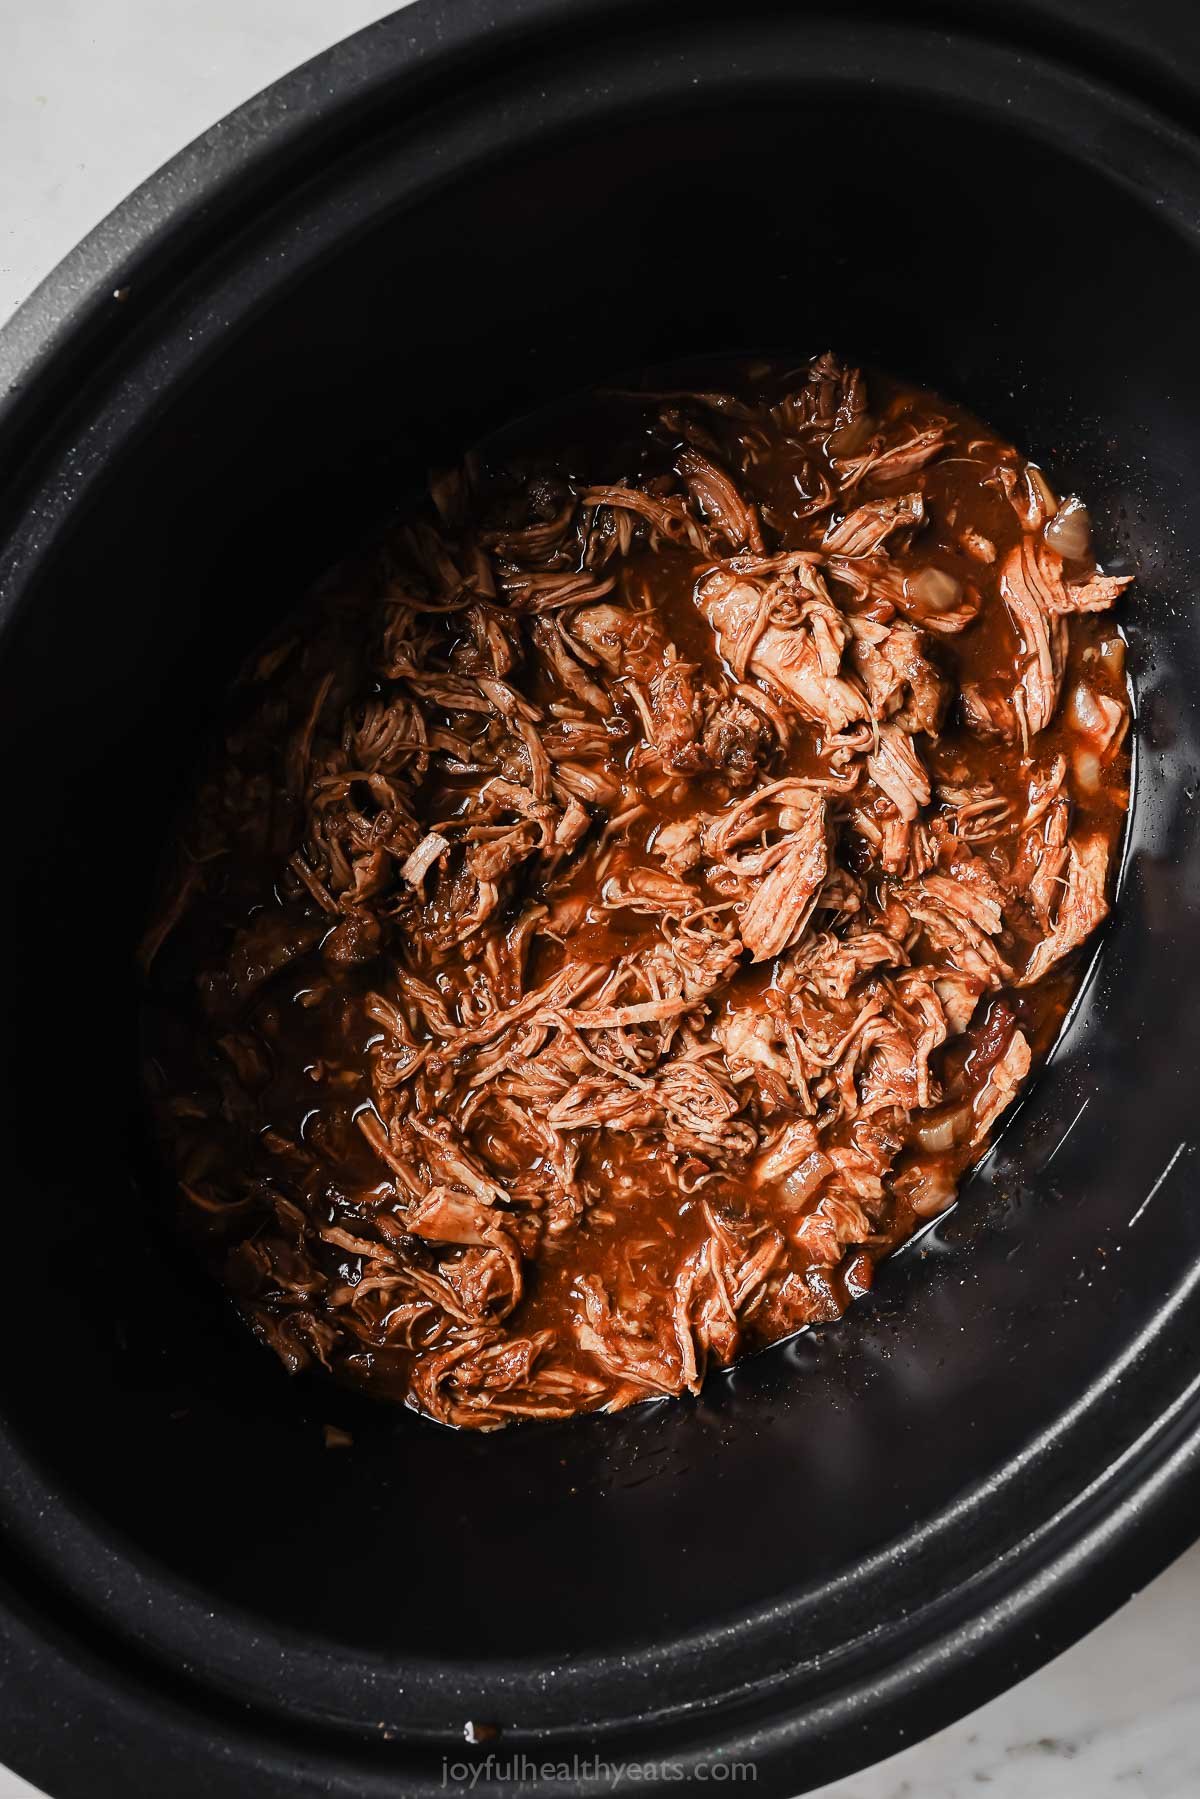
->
[143,353,1132,1429]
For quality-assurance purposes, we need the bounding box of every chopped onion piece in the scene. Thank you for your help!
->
[908,566,962,613]
[1068,681,1106,737]
[1044,496,1092,561]
[913,1106,972,1154]
[908,1165,960,1218]
[1074,748,1102,794]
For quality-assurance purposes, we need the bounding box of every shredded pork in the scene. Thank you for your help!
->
[143,354,1132,1429]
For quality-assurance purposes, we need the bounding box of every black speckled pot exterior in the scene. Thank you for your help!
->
[1,4,1199,1795]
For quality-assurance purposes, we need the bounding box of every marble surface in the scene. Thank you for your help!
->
[1,5,1198,1797]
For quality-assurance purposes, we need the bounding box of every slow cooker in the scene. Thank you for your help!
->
[1,3,1198,1793]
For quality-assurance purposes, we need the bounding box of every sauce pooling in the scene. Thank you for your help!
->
[142,353,1132,1428]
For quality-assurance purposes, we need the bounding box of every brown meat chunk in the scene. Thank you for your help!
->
[739,800,830,962]
[1017,835,1110,985]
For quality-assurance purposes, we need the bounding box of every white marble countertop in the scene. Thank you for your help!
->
[2,5,1198,1796]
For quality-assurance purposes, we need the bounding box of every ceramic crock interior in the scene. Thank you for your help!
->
[0,33,1197,1776]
